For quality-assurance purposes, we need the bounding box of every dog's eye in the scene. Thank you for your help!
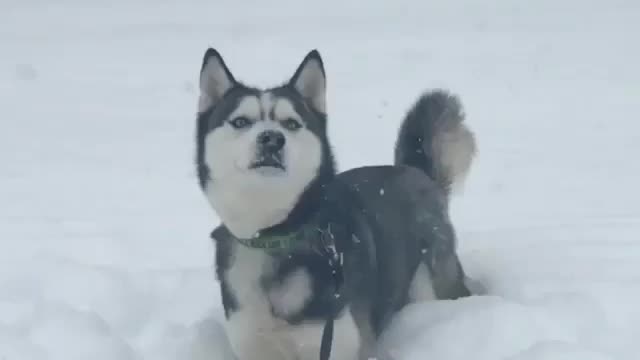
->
[281,118,302,131]
[229,117,253,129]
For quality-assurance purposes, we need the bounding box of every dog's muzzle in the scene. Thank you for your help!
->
[250,130,286,170]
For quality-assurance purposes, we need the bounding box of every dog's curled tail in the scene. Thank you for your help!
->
[394,90,477,196]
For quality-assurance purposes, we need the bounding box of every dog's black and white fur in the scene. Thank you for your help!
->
[195,48,477,360]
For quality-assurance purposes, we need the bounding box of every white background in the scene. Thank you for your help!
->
[1,0,638,359]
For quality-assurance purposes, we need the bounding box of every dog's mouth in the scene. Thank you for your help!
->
[249,153,285,171]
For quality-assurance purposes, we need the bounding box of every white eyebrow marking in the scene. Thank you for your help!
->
[227,95,261,121]
[273,97,301,122]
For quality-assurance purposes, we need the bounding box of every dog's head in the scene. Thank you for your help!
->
[195,49,335,237]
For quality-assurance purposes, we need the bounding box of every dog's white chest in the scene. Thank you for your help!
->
[207,182,294,239]
[223,246,359,360]
[225,246,272,311]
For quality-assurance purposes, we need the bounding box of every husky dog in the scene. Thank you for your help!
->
[195,48,477,360]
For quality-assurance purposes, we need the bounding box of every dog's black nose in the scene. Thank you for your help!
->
[257,130,285,152]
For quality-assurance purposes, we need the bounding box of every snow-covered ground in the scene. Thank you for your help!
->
[1,0,639,359]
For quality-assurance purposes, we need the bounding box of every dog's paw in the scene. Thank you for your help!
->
[464,275,489,296]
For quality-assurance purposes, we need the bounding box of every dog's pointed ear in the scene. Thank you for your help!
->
[199,48,236,112]
[289,50,326,114]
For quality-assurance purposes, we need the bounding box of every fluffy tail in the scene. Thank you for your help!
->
[394,90,477,195]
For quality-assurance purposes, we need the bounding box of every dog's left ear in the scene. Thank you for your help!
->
[289,50,326,114]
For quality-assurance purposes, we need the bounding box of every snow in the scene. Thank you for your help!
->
[1,0,639,359]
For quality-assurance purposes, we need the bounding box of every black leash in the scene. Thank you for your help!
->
[319,315,334,360]
[317,224,344,360]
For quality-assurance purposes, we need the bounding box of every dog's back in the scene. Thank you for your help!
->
[328,90,477,357]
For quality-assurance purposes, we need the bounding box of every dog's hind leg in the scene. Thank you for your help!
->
[426,247,472,300]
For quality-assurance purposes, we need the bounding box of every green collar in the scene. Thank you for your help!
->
[236,232,300,253]
[234,225,326,254]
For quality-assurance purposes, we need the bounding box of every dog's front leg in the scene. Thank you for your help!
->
[225,310,296,360]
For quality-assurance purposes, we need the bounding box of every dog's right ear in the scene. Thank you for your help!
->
[199,48,236,113]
